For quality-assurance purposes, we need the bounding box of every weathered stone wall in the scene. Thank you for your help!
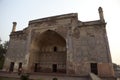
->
[34,52,66,73]
[27,13,78,73]
[72,21,114,76]
[3,13,114,77]
[3,31,28,72]
[73,22,110,62]
[98,63,115,77]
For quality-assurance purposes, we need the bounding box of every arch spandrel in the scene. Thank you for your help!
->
[31,26,68,42]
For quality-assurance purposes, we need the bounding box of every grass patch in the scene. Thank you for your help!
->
[0,76,19,80]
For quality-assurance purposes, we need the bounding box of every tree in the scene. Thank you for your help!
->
[0,41,8,56]
[0,38,1,44]
[3,41,9,49]
[0,44,5,69]
[0,38,9,69]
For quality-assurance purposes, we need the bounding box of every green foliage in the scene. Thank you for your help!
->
[20,73,30,80]
[0,39,8,69]
[0,44,6,55]
[0,55,4,69]
[0,41,8,56]
[3,41,9,50]
[53,77,58,80]
[0,44,5,69]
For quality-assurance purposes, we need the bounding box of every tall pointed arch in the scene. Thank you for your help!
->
[29,30,66,73]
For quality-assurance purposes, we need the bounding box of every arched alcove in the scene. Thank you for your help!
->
[30,30,66,73]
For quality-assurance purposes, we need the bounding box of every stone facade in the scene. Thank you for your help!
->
[3,7,114,78]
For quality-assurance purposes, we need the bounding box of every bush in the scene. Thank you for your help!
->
[53,77,58,80]
[20,73,30,80]
[0,55,5,69]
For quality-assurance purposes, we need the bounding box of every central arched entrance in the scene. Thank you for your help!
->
[30,30,66,73]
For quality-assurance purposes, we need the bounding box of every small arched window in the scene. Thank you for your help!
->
[54,46,57,52]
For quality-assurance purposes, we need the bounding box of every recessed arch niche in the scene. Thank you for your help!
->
[30,30,66,73]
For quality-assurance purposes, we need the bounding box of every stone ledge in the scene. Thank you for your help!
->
[29,13,77,25]
[78,20,106,27]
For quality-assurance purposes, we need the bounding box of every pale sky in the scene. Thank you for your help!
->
[0,0,120,65]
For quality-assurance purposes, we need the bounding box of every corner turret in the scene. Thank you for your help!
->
[12,22,17,32]
[98,7,105,22]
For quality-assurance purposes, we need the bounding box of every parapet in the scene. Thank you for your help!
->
[10,30,27,40]
[29,13,78,25]
[78,20,106,27]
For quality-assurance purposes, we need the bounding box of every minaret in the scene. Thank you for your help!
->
[98,7,105,22]
[12,22,17,32]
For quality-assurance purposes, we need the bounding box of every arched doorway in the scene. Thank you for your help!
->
[30,30,66,73]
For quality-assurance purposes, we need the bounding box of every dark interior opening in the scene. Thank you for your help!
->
[52,64,57,72]
[9,62,14,72]
[34,63,38,72]
[54,46,57,52]
[18,62,22,69]
[91,63,98,75]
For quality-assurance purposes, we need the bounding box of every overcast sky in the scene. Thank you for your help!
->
[0,0,120,65]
